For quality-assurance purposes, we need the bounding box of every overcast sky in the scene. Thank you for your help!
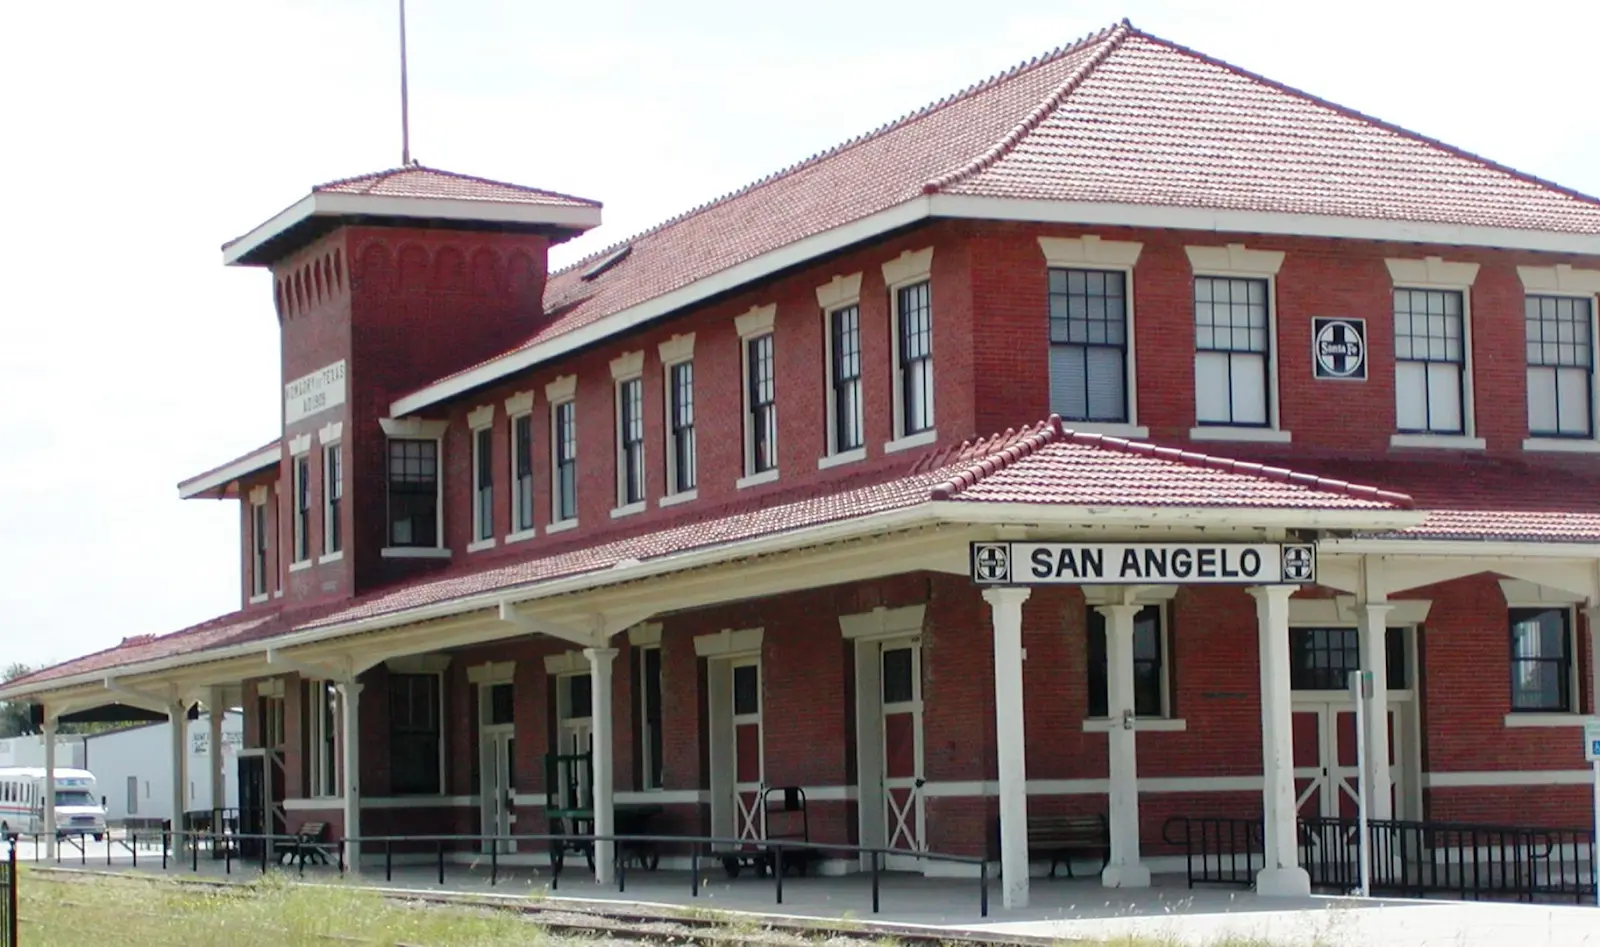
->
[1,0,1597,670]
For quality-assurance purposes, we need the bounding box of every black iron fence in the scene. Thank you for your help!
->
[1164,815,1598,904]
[1,842,16,947]
[19,828,992,918]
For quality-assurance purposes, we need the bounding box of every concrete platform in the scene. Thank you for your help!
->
[16,836,1600,946]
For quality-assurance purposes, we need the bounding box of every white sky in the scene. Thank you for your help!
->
[1,0,1597,670]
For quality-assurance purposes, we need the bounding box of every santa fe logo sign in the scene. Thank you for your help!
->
[1313,317,1367,380]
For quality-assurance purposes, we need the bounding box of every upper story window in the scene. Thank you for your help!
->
[1394,289,1467,436]
[1525,295,1594,439]
[1086,604,1168,718]
[473,425,495,544]
[830,304,864,454]
[291,453,311,564]
[510,410,535,534]
[250,492,269,599]
[1193,276,1271,427]
[882,248,935,451]
[1509,607,1574,713]
[387,439,439,547]
[658,334,697,500]
[547,376,578,527]
[1049,268,1130,424]
[322,442,342,557]
[735,305,778,485]
[617,376,645,508]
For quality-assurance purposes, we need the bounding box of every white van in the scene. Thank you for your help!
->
[0,767,108,840]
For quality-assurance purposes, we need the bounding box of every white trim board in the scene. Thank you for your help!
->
[177,445,282,499]
[391,194,1600,417]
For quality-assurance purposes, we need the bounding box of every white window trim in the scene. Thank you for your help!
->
[818,272,866,463]
[506,403,536,542]
[1039,236,1146,433]
[547,376,578,530]
[1088,600,1176,720]
[318,434,344,564]
[249,488,270,602]
[469,409,496,551]
[1517,282,1600,451]
[289,452,312,566]
[612,352,646,513]
[659,334,697,500]
[883,248,936,446]
[736,304,778,481]
[1504,601,1583,723]
[1185,244,1287,441]
[307,680,339,800]
[379,417,448,556]
[1387,258,1481,445]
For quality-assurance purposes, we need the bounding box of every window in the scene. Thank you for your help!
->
[1289,627,1409,691]
[1526,295,1594,438]
[1395,289,1467,435]
[387,439,439,547]
[733,662,760,717]
[617,376,645,507]
[470,426,494,543]
[389,673,442,794]
[746,334,777,475]
[251,499,269,598]
[1194,276,1271,426]
[828,305,864,454]
[1087,605,1167,718]
[895,281,934,436]
[637,646,663,790]
[552,400,577,523]
[510,414,535,532]
[1509,608,1573,712]
[882,646,915,705]
[292,454,311,563]
[667,361,696,494]
[307,681,337,797]
[487,682,514,726]
[1049,268,1129,423]
[322,445,342,555]
[562,674,593,720]
[258,693,284,748]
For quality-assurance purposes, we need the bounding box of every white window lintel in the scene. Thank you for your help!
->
[1185,243,1285,276]
[628,622,663,647]
[1517,264,1600,295]
[1386,256,1480,288]
[881,246,934,289]
[248,485,269,505]
[505,390,535,415]
[610,350,645,380]
[1038,235,1143,269]
[545,374,577,403]
[288,433,312,457]
[694,626,764,658]
[380,417,449,438]
[467,404,495,430]
[838,605,926,641]
[815,272,864,310]
[734,304,776,339]
[543,650,587,676]
[657,333,696,364]
[317,421,343,445]
[467,660,515,685]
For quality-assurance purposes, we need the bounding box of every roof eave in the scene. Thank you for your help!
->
[222,192,605,267]
[928,501,1426,533]
[177,445,283,499]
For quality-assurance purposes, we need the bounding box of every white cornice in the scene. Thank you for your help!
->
[177,444,283,499]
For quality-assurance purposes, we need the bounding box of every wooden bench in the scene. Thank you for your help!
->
[280,821,332,868]
[1027,813,1110,878]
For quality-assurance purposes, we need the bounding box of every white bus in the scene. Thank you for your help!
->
[0,767,107,840]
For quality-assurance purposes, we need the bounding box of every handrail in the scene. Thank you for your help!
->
[66,828,991,918]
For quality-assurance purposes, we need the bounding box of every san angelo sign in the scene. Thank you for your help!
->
[970,541,1316,586]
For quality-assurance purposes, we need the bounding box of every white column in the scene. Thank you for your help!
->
[584,646,619,884]
[1248,585,1311,898]
[983,587,1032,909]
[170,700,188,853]
[1096,603,1150,888]
[338,681,363,870]
[1358,603,1394,821]
[207,687,226,824]
[42,711,57,859]
[1586,605,1600,723]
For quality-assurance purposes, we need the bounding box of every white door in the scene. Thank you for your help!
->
[879,639,925,869]
[555,673,594,813]
[481,728,516,853]
[730,659,765,847]
[1293,701,1404,820]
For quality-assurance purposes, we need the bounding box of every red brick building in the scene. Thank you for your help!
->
[7,21,1600,909]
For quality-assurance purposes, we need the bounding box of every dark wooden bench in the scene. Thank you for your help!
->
[280,821,332,867]
[1027,813,1110,878]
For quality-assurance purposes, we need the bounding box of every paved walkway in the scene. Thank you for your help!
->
[17,837,1600,946]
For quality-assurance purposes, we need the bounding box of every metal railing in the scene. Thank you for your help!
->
[1161,816,1263,888]
[1300,816,1596,904]
[23,828,992,917]
[1,842,16,947]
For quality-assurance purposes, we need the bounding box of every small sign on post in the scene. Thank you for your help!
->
[1351,671,1374,897]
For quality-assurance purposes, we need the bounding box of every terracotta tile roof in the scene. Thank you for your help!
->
[925,418,1412,508]
[313,165,601,209]
[1251,455,1600,543]
[406,20,1600,403]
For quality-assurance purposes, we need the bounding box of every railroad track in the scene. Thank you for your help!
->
[28,867,1050,946]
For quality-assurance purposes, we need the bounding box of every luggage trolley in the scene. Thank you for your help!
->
[720,785,818,878]
[543,749,663,872]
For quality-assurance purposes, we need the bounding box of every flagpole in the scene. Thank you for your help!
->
[399,0,411,166]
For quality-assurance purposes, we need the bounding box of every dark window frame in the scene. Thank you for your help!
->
[1087,604,1167,718]
[668,360,697,494]
[746,334,777,474]
[1048,267,1130,424]
[292,454,311,563]
[511,413,535,532]
[1193,275,1272,428]
[1394,288,1468,436]
[388,673,443,795]
[323,444,342,555]
[474,426,495,542]
[1508,607,1574,713]
[386,438,440,548]
[251,500,269,597]
[829,305,864,454]
[552,400,578,523]
[896,281,934,436]
[637,645,664,790]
